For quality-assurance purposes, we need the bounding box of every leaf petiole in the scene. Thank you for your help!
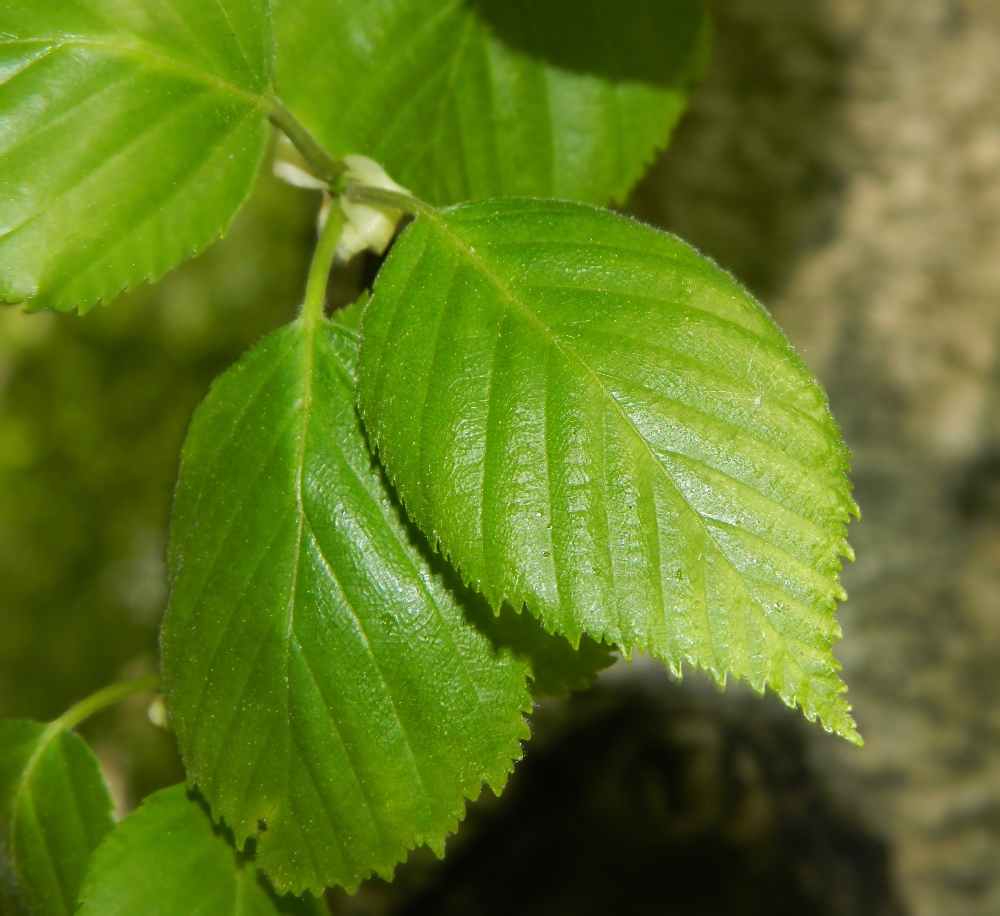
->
[14,675,162,809]
[344,183,433,217]
[301,204,347,326]
[52,674,161,734]
[268,97,347,186]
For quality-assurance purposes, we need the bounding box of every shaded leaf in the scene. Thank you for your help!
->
[272,0,708,207]
[458,594,616,699]
[161,316,531,895]
[358,198,860,742]
[0,0,272,312]
[0,720,113,916]
[479,606,615,699]
[76,785,325,916]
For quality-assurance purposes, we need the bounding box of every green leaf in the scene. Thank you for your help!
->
[462,597,616,699]
[0,0,272,313]
[357,198,861,742]
[0,720,113,916]
[77,785,326,916]
[272,0,708,207]
[368,491,616,699]
[160,316,532,896]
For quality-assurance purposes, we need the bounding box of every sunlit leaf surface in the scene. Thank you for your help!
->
[161,314,532,895]
[0,0,272,312]
[359,198,860,742]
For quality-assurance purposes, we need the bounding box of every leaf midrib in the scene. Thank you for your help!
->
[32,99,263,308]
[0,36,268,107]
[280,323,479,863]
[425,210,798,540]
[332,0,465,136]
[427,12,476,201]
[318,325,516,731]
[422,210,834,676]
[233,321,528,890]
[11,725,77,912]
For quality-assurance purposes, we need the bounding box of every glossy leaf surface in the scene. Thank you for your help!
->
[77,785,325,916]
[0,0,272,312]
[0,721,113,916]
[161,315,531,895]
[272,0,707,207]
[359,198,860,741]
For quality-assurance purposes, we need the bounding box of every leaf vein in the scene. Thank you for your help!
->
[45,102,262,304]
[426,212,842,687]
[0,36,265,105]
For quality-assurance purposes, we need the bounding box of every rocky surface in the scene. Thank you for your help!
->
[638,1,1000,912]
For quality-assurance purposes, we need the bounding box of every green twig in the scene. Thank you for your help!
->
[268,97,346,186]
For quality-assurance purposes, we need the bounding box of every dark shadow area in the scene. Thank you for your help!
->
[955,447,1000,521]
[627,0,848,300]
[470,0,707,86]
[329,678,904,916]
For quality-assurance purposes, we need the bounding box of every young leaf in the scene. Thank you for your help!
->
[0,721,113,916]
[77,785,325,916]
[0,0,272,313]
[357,198,861,742]
[160,315,532,896]
[272,0,708,207]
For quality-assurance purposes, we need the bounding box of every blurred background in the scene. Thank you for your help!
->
[3,0,1000,913]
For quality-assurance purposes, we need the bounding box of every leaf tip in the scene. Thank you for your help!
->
[819,705,864,747]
